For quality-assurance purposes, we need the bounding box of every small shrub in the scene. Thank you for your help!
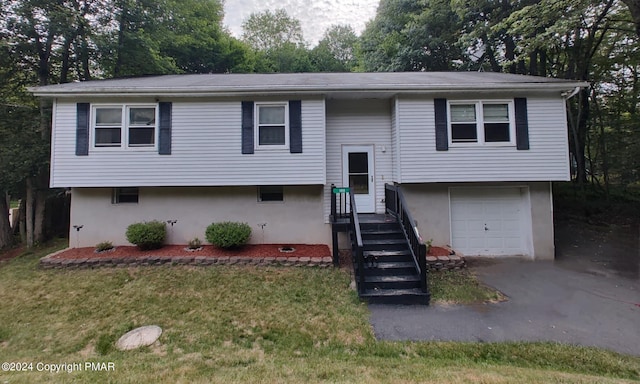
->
[95,241,114,252]
[188,237,202,249]
[125,221,166,250]
[205,222,251,249]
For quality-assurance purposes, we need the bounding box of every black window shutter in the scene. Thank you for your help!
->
[158,102,172,155]
[514,97,530,150]
[434,98,448,151]
[76,103,90,156]
[241,101,254,154]
[289,100,302,153]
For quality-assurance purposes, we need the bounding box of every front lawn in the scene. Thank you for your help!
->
[0,241,638,383]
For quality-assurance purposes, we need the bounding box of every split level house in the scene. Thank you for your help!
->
[31,72,586,261]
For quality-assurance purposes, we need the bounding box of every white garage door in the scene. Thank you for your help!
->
[450,187,530,256]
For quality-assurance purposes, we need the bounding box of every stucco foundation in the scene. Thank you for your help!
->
[69,186,330,247]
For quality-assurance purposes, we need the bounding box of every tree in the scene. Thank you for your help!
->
[359,0,462,71]
[310,25,359,72]
[0,0,253,248]
[241,9,306,51]
[498,0,618,185]
[240,9,313,73]
[621,0,640,37]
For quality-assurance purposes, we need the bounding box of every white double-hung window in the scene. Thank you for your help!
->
[449,101,515,146]
[255,103,288,149]
[93,105,157,149]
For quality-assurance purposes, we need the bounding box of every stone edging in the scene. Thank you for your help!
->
[39,248,333,269]
[426,246,466,271]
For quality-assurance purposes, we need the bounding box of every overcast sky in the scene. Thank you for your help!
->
[223,0,379,47]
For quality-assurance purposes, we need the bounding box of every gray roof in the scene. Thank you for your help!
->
[30,72,587,97]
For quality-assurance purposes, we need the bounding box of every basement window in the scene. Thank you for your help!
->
[112,187,139,204]
[258,186,284,202]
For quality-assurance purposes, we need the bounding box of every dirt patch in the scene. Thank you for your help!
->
[50,244,331,260]
[554,218,639,280]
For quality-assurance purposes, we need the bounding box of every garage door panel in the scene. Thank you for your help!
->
[450,187,529,256]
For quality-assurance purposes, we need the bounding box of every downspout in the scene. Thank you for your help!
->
[561,86,581,100]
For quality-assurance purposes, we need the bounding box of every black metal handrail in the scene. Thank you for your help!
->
[349,191,365,294]
[330,183,350,222]
[384,183,428,292]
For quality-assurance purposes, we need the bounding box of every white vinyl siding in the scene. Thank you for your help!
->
[50,98,326,187]
[391,97,401,182]
[324,99,393,221]
[397,95,570,182]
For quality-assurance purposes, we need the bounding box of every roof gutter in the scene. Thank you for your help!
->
[30,82,590,98]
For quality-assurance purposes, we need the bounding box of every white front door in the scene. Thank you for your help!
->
[342,145,375,213]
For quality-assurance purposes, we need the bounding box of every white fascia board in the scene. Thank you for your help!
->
[30,82,590,98]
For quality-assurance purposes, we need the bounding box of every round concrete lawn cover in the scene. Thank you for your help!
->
[116,325,162,351]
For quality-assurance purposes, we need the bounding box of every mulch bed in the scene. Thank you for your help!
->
[51,244,331,259]
[428,246,453,257]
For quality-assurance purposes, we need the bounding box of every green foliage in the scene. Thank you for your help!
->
[95,241,114,252]
[310,25,359,72]
[205,222,251,249]
[428,269,504,304]
[125,221,166,250]
[359,0,462,71]
[241,9,306,51]
[96,333,115,355]
[187,237,202,250]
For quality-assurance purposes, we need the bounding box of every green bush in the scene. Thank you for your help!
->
[125,221,166,250]
[205,222,251,248]
[95,241,114,252]
[187,237,202,249]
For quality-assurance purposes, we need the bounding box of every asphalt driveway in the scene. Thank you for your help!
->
[369,259,640,356]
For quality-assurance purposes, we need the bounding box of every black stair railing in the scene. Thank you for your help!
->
[349,191,365,294]
[384,183,428,292]
[330,183,350,222]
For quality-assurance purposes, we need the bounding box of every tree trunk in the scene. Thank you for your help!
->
[25,178,35,247]
[539,50,547,77]
[0,192,12,249]
[17,199,25,241]
[570,89,590,186]
[528,50,538,76]
[34,190,46,244]
[621,0,640,37]
[60,37,73,83]
[114,0,128,77]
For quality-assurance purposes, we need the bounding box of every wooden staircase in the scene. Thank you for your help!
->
[331,183,430,305]
[355,217,430,304]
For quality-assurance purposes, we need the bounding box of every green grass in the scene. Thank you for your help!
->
[0,241,638,383]
[429,269,505,304]
[9,200,19,209]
